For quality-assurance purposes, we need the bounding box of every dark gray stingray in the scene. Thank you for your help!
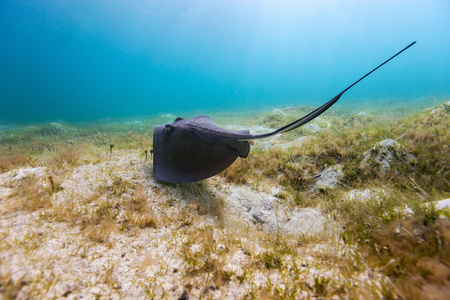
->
[153,42,416,183]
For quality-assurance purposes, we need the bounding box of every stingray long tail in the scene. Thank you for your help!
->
[242,41,417,141]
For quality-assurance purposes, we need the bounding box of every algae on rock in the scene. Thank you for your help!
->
[360,139,416,174]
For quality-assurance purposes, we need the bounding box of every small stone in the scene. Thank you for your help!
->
[314,164,344,190]
[304,123,320,133]
[271,109,287,118]
[434,198,450,210]
[345,189,384,203]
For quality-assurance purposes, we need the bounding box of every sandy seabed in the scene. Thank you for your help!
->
[1,100,449,299]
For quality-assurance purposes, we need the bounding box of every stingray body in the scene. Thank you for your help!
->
[153,116,252,183]
[153,42,416,183]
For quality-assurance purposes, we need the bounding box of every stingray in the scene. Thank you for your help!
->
[153,42,416,183]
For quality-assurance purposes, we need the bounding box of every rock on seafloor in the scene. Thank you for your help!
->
[313,164,344,191]
[223,185,327,235]
[360,139,416,174]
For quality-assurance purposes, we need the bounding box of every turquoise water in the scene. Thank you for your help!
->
[0,0,449,124]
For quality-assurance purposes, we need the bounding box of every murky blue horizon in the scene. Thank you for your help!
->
[1,0,449,125]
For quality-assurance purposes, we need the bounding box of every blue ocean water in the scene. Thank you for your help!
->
[0,0,449,124]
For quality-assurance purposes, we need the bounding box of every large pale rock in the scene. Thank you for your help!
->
[223,185,326,235]
[360,139,416,174]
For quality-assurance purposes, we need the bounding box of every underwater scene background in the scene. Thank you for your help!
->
[1,1,450,298]
[0,0,449,125]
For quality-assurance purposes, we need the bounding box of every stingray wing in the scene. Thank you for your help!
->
[153,117,250,183]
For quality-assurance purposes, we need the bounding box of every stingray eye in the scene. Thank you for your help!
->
[175,117,184,122]
[165,124,174,132]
